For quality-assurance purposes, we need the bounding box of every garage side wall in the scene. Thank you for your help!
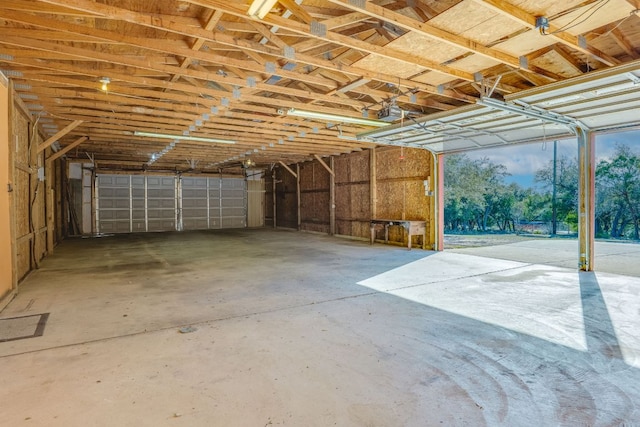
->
[269,147,433,247]
[3,82,60,294]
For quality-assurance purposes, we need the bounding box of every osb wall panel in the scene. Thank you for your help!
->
[12,101,54,280]
[335,151,370,239]
[275,166,297,229]
[299,160,330,233]
[375,147,431,245]
[264,147,433,247]
[264,170,274,227]
[13,106,31,280]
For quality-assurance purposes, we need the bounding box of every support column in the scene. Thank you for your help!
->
[272,168,277,228]
[329,156,335,236]
[578,128,595,271]
[296,163,301,231]
[370,148,377,219]
[436,153,445,251]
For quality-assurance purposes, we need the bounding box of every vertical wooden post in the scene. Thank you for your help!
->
[91,166,96,234]
[5,79,18,292]
[272,167,277,228]
[45,164,54,253]
[329,156,335,236]
[29,114,39,268]
[436,153,445,251]
[296,163,301,231]
[578,128,595,271]
[370,148,377,219]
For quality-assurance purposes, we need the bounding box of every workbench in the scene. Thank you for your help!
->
[369,219,426,250]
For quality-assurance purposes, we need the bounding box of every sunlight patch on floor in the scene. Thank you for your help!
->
[357,252,589,352]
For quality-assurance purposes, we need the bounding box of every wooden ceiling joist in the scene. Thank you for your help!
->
[0,0,637,171]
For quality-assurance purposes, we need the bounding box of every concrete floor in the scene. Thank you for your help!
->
[1,229,639,426]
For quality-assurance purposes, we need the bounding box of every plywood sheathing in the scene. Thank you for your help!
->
[13,103,31,280]
[375,147,431,247]
[11,91,53,282]
[272,147,433,248]
[275,166,299,230]
[299,160,330,234]
[334,150,371,239]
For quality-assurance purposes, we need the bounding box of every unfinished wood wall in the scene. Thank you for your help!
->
[269,146,433,247]
[265,167,298,229]
[299,160,330,233]
[0,75,12,301]
[376,147,432,244]
[335,150,371,239]
[10,89,59,283]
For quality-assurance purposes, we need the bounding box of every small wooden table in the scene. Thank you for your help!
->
[370,219,426,250]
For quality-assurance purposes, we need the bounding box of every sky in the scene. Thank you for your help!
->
[462,129,640,188]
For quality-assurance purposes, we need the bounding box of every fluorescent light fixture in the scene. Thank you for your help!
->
[248,0,278,19]
[287,108,390,127]
[134,131,235,144]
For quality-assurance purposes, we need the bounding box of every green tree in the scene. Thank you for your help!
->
[596,144,640,239]
[535,155,579,232]
[444,154,510,231]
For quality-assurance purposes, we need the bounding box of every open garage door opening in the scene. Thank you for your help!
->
[442,129,640,276]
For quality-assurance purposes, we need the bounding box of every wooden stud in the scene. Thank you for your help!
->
[37,120,83,153]
[313,154,335,177]
[329,156,335,236]
[370,147,377,219]
[296,163,301,231]
[437,153,444,251]
[47,136,89,163]
[278,161,298,178]
[272,167,277,228]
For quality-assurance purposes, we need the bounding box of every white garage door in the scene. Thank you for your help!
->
[180,176,246,230]
[96,174,246,233]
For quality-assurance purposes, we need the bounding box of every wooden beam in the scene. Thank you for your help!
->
[272,168,277,228]
[611,28,640,60]
[296,163,301,231]
[313,154,335,176]
[329,156,335,236]
[553,45,584,75]
[37,120,83,153]
[470,0,619,67]
[21,2,474,100]
[46,136,89,163]
[279,0,313,24]
[370,147,377,219]
[278,161,298,178]
[326,0,523,69]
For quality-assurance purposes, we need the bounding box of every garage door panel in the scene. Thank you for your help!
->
[148,220,174,231]
[183,219,208,229]
[132,221,146,232]
[132,210,145,220]
[98,174,246,233]
[182,198,207,208]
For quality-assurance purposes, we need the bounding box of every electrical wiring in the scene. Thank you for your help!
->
[541,0,610,35]
[598,9,640,39]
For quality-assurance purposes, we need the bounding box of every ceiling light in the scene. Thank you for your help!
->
[98,76,110,91]
[287,108,390,127]
[134,131,235,144]
[247,0,279,19]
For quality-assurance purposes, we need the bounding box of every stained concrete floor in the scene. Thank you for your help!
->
[1,229,639,426]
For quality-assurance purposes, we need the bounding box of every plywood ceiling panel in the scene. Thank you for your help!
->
[0,0,636,172]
